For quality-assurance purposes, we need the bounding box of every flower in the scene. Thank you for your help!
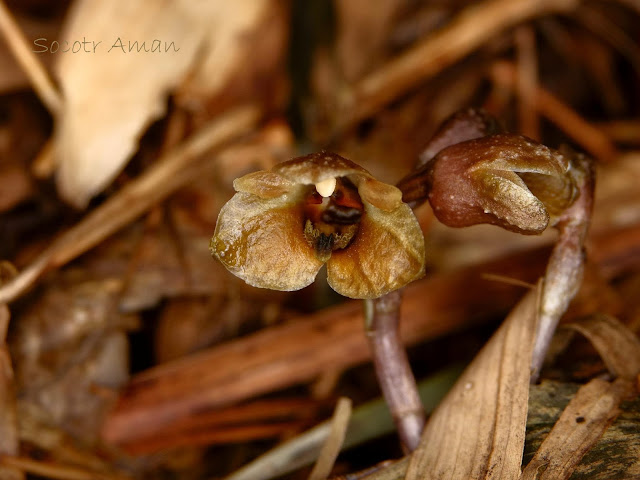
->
[398,134,579,235]
[210,152,425,299]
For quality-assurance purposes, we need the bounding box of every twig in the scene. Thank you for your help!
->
[0,306,22,480]
[0,455,131,480]
[596,119,640,145]
[329,0,578,136]
[364,292,425,452]
[31,139,56,178]
[575,3,640,75]
[308,397,352,480]
[126,422,310,455]
[515,26,540,140]
[0,0,62,114]
[122,397,324,454]
[0,105,260,304]
[491,61,618,162]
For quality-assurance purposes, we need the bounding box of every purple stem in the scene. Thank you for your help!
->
[530,152,594,382]
[364,290,425,452]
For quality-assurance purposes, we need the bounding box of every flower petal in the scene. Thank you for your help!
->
[472,169,549,234]
[326,203,425,299]
[273,152,368,185]
[472,134,569,176]
[233,170,296,198]
[211,192,323,291]
[355,177,403,212]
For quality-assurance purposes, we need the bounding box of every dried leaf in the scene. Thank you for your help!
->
[406,286,539,480]
[564,314,640,380]
[54,0,282,207]
[520,377,633,480]
[11,277,133,443]
[174,0,288,111]
[225,367,460,480]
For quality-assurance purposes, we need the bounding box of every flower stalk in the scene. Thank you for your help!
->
[364,291,425,452]
[530,149,594,381]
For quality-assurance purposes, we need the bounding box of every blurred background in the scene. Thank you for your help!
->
[0,0,639,478]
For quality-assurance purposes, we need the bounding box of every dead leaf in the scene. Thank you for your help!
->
[173,0,288,114]
[521,314,640,479]
[11,276,134,443]
[406,286,539,480]
[520,377,632,480]
[563,314,640,380]
[54,0,283,207]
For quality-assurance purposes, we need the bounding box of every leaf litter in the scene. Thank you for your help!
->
[0,0,639,479]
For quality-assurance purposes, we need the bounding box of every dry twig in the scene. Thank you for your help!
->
[0,0,62,114]
[328,0,578,136]
[491,61,618,162]
[308,397,352,480]
[0,105,260,304]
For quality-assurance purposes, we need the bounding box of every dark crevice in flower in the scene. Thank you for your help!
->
[303,177,364,262]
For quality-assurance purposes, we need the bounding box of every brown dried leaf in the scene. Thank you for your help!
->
[11,276,134,443]
[54,0,283,207]
[520,377,633,480]
[174,0,288,112]
[406,287,539,480]
[563,314,640,380]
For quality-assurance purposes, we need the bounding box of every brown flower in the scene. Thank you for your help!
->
[399,134,578,235]
[210,152,425,299]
